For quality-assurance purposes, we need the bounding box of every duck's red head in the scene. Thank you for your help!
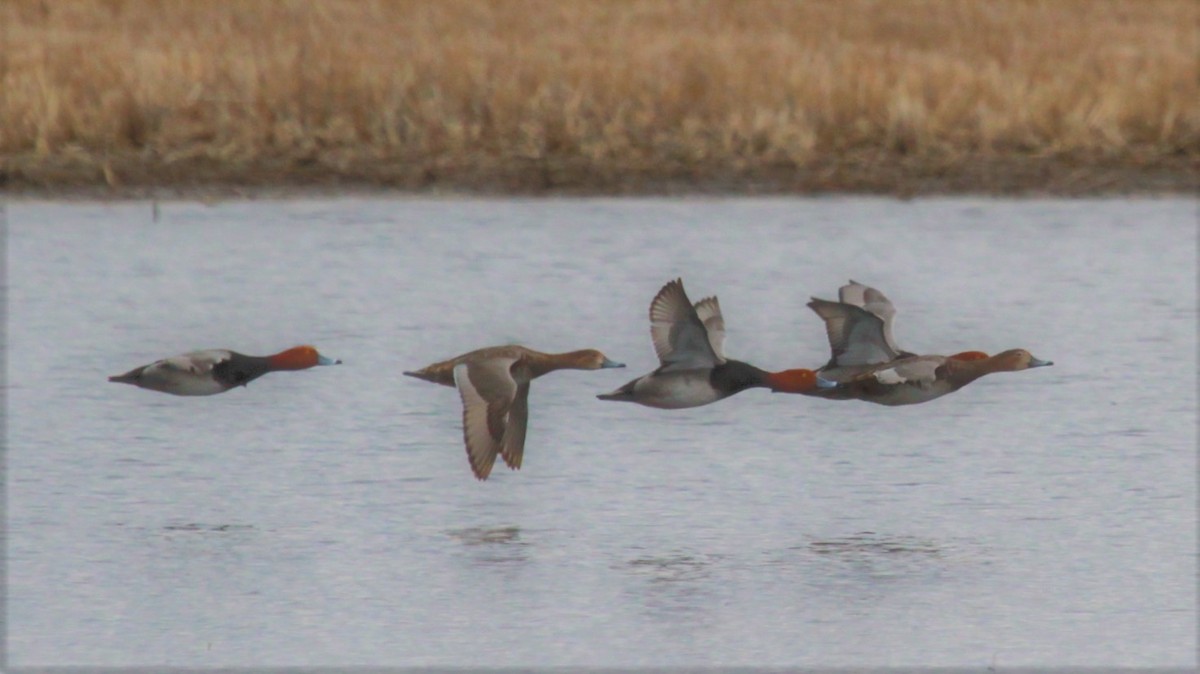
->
[766,368,826,393]
[269,345,340,370]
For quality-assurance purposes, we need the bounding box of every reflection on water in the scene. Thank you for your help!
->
[795,532,961,584]
[805,531,943,557]
[623,551,722,583]
[447,526,529,565]
[446,525,523,546]
[162,523,256,533]
[6,197,1195,668]
[621,549,723,628]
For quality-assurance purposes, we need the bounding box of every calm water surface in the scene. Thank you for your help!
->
[5,197,1196,668]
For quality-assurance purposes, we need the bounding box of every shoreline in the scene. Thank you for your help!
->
[2,155,1196,201]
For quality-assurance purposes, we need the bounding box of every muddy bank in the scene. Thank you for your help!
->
[2,153,1195,200]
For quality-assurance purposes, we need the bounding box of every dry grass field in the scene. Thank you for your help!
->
[1,0,1197,195]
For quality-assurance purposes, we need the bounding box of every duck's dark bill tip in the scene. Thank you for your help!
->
[601,358,626,369]
[1030,357,1054,367]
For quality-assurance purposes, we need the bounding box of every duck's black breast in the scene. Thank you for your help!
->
[211,353,272,389]
[709,359,770,396]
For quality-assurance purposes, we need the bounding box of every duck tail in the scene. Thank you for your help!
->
[108,367,143,385]
[403,362,457,387]
[596,379,638,402]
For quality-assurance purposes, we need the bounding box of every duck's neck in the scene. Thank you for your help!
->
[711,360,773,394]
[943,354,1011,388]
[527,349,592,378]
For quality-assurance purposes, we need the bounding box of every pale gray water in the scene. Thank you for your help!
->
[5,197,1196,668]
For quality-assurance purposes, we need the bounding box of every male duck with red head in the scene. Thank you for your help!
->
[597,278,834,409]
[109,345,341,396]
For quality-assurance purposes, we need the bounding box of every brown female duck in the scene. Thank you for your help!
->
[830,349,1053,406]
[405,345,624,480]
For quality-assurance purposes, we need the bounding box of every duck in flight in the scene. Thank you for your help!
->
[597,278,833,409]
[108,345,340,396]
[827,348,1053,406]
[804,281,1050,405]
[405,345,625,480]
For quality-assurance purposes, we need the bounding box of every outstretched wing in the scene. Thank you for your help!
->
[840,280,908,357]
[807,299,899,367]
[453,358,519,481]
[499,383,530,471]
[649,279,722,371]
[838,280,870,308]
[691,296,726,361]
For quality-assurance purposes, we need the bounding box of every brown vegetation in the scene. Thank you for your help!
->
[2,0,1197,195]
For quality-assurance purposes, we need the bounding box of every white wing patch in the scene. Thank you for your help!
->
[873,367,909,385]
[871,357,941,387]
[158,350,232,375]
[136,350,233,395]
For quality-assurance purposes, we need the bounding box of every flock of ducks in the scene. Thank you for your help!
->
[110,279,1052,481]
